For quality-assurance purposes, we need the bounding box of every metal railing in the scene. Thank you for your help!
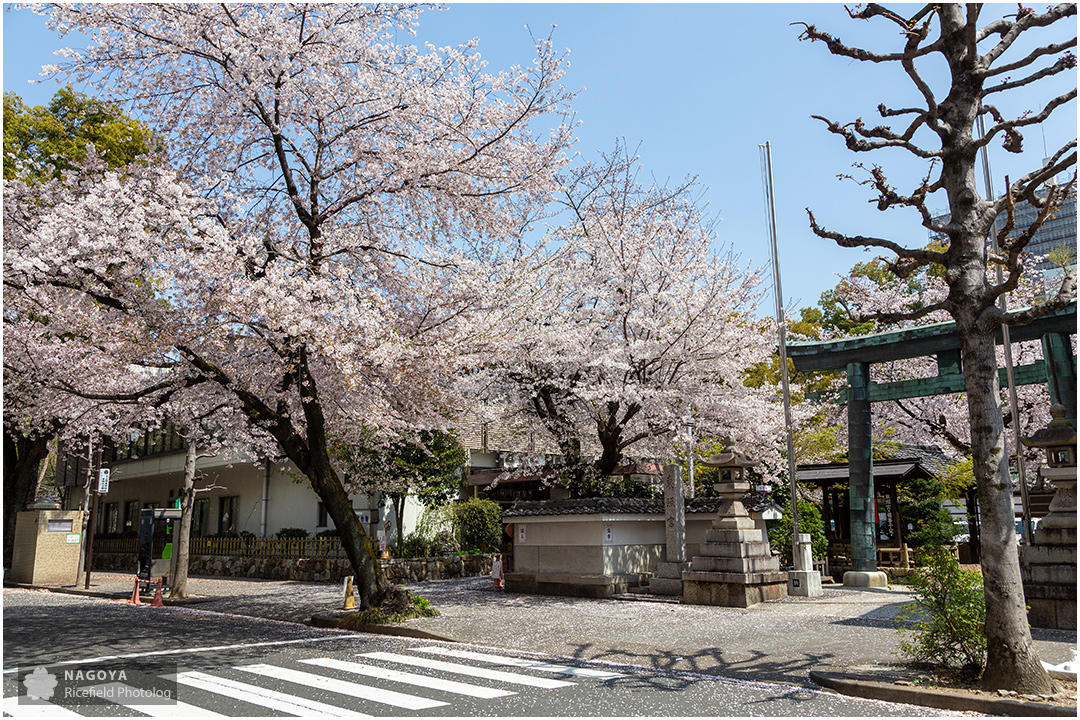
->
[93,536,347,559]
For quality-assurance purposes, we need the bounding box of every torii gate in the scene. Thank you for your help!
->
[786,300,1076,586]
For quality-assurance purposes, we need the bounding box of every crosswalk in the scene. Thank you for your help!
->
[4,646,623,718]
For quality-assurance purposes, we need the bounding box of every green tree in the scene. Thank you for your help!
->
[340,430,467,542]
[768,499,828,566]
[454,498,502,553]
[4,87,155,182]
[899,476,962,550]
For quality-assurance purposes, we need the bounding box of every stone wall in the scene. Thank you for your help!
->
[93,552,495,584]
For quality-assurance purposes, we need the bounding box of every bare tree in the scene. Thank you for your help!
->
[796,3,1075,693]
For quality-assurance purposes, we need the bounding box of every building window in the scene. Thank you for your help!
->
[317,502,328,528]
[218,496,238,535]
[123,501,140,533]
[98,503,119,535]
[192,499,210,537]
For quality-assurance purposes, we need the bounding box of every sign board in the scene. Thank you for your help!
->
[517,525,526,543]
[358,511,371,525]
[603,525,613,544]
[66,534,81,545]
[97,468,111,494]
[754,485,771,493]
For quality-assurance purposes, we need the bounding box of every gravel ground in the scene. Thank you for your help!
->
[28,572,1077,689]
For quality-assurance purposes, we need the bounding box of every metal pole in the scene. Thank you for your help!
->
[977,113,1031,544]
[760,141,802,563]
[84,446,102,590]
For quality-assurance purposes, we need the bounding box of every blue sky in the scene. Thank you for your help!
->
[4,3,1076,311]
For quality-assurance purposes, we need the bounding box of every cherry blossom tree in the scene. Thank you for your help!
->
[22,3,575,608]
[797,3,1076,692]
[3,88,156,567]
[471,145,784,495]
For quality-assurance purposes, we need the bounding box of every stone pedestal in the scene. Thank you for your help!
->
[682,478,786,608]
[788,533,823,597]
[842,570,889,588]
[1022,471,1076,630]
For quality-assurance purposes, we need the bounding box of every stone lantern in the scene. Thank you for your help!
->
[682,439,787,607]
[1019,403,1076,630]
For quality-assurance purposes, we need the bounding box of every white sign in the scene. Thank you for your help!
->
[97,468,110,493]
[604,525,613,544]
[65,534,81,545]
[517,525,526,543]
[357,510,371,525]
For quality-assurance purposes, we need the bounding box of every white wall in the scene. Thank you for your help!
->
[95,452,420,539]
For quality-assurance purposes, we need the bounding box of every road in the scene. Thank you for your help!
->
[3,589,961,717]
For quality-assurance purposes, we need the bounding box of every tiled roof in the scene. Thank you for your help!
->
[502,497,728,517]
[875,444,951,477]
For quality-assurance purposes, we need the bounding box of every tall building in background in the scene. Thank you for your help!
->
[931,172,1076,276]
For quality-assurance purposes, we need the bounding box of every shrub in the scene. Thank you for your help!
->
[455,498,502,552]
[895,546,986,680]
[314,528,338,538]
[767,499,827,566]
[392,531,433,559]
[275,527,309,539]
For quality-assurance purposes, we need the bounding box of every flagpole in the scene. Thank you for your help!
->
[760,141,803,569]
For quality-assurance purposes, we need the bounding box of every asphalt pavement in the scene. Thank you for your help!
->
[6,571,1077,715]
[2,589,961,717]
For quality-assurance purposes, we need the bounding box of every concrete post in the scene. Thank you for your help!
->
[845,362,886,587]
[663,464,686,564]
[787,532,822,597]
[649,464,689,596]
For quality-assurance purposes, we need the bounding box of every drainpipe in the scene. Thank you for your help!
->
[260,459,270,537]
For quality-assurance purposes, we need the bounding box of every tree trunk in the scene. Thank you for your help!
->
[391,494,406,546]
[958,319,1057,694]
[3,427,53,568]
[170,442,197,599]
[307,459,383,608]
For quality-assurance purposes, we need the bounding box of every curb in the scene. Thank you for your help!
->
[809,671,1076,717]
[4,581,214,606]
[310,614,459,642]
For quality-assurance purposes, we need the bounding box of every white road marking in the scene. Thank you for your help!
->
[414,646,624,679]
[358,652,575,689]
[2,635,349,675]
[236,663,446,710]
[174,671,373,718]
[1,698,84,718]
[87,683,224,717]
[301,657,515,699]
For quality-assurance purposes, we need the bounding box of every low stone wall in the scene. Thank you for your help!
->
[93,552,494,584]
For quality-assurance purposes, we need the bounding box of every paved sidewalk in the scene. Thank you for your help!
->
[13,572,1076,691]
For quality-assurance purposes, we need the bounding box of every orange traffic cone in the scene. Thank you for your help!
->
[151,579,164,607]
[128,577,141,604]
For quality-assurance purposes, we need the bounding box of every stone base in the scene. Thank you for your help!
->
[843,570,888,588]
[1023,582,1077,631]
[648,561,690,596]
[787,570,823,597]
[504,572,651,599]
[681,570,787,608]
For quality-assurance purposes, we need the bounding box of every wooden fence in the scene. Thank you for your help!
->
[93,536,348,559]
